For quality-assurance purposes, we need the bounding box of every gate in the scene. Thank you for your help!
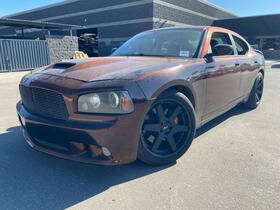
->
[0,39,50,72]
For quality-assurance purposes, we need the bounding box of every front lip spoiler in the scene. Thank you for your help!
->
[16,101,116,130]
[21,128,118,165]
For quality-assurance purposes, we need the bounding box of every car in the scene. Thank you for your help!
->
[17,26,265,166]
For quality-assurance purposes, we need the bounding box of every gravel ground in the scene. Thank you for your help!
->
[0,64,279,210]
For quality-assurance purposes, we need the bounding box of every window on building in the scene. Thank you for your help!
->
[233,36,249,55]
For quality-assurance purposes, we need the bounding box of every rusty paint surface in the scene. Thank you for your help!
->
[17,26,265,165]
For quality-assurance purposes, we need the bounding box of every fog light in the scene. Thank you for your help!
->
[102,147,111,157]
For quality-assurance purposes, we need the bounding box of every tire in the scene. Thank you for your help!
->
[245,72,264,109]
[137,90,196,165]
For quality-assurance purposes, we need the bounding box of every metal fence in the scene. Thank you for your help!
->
[0,39,50,72]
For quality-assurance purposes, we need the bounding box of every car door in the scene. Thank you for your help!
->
[203,32,241,119]
[232,35,258,96]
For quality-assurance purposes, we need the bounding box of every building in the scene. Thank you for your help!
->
[1,0,279,59]
[0,0,237,56]
[214,14,280,59]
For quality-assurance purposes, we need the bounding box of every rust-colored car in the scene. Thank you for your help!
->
[17,26,265,165]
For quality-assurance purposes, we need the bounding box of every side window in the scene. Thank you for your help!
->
[233,36,249,55]
[210,32,233,56]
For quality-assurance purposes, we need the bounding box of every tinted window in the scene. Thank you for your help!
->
[209,32,233,56]
[233,36,249,55]
[112,29,204,58]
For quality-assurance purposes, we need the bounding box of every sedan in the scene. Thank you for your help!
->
[17,26,265,165]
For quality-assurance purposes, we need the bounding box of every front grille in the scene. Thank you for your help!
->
[19,85,68,120]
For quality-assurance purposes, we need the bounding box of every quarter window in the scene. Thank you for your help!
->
[233,36,249,55]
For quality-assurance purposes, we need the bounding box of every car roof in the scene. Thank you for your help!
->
[147,26,245,40]
[148,25,209,32]
[148,25,237,34]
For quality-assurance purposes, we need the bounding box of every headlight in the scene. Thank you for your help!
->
[78,91,134,114]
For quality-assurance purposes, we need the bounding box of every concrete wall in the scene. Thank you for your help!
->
[153,4,214,27]
[159,0,237,19]
[153,0,237,28]
[46,36,78,63]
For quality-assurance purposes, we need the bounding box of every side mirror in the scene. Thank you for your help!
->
[203,53,214,63]
[213,44,234,56]
[111,47,118,54]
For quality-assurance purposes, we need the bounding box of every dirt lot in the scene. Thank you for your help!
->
[0,64,279,210]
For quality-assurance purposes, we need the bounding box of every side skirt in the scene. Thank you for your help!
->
[197,94,249,129]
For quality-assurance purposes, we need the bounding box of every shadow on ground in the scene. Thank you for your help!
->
[196,105,251,138]
[0,127,173,209]
[0,105,251,209]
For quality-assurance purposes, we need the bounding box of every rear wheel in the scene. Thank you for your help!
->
[137,91,196,165]
[245,72,264,109]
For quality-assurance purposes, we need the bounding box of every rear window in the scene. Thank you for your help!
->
[233,36,249,55]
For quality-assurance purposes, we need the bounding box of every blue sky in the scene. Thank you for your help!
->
[0,0,279,17]
[207,0,280,17]
[0,0,63,17]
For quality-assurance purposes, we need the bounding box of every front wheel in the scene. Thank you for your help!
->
[245,72,264,109]
[137,91,196,165]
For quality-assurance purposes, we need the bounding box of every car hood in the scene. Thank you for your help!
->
[37,56,193,82]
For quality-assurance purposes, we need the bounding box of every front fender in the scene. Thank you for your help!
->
[144,79,196,102]
[136,62,207,125]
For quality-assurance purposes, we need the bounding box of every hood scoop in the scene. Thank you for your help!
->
[52,62,76,69]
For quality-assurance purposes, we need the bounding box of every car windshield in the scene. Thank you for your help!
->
[112,28,204,58]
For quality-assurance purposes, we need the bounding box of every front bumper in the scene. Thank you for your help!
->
[17,99,150,165]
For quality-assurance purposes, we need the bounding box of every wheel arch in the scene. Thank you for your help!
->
[259,69,265,77]
[151,80,197,111]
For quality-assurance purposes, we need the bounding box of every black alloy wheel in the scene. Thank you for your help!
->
[255,74,264,105]
[245,72,264,109]
[138,91,196,165]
